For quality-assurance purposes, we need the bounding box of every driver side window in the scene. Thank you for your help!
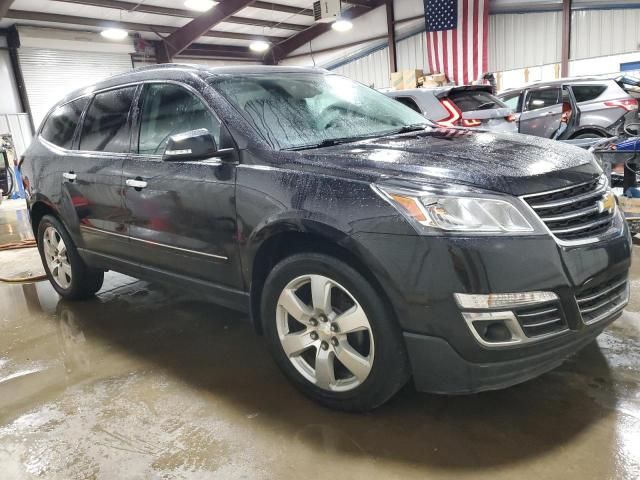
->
[138,83,221,155]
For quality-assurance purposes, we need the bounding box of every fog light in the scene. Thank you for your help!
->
[455,291,558,309]
[484,322,512,342]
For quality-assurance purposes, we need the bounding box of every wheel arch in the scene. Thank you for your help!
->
[569,126,610,139]
[29,199,60,241]
[247,221,399,335]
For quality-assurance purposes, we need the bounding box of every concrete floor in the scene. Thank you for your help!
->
[1,200,639,480]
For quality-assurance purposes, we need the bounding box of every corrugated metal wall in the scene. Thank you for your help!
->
[330,8,640,85]
[571,9,640,60]
[332,47,390,88]
[489,12,562,72]
[396,33,427,72]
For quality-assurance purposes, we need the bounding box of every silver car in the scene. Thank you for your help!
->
[498,78,639,139]
[385,86,518,133]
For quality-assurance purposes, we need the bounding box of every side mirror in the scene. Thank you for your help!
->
[163,129,217,162]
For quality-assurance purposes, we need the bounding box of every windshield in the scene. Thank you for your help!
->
[210,73,429,150]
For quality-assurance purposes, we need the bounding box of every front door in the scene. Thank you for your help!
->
[63,86,137,259]
[519,87,563,138]
[121,82,242,289]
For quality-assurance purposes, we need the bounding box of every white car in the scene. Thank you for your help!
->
[385,85,518,134]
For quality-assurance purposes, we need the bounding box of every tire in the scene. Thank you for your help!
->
[36,214,104,300]
[261,253,410,412]
[571,131,607,139]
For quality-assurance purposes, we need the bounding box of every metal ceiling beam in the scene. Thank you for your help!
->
[161,0,256,58]
[52,0,308,31]
[251,1,312,16]
[0,0,15,20]
[267,0,386,64]
[6,10,286,42]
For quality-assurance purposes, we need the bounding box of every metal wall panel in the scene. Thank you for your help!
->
[489,12,562,72]
[571,9,640,60]
[332,47,390,89]
[396,32,427,73]
[19,48,133,128]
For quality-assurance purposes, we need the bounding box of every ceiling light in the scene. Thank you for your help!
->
[101,28,128,40]
[184,0,216,12]
[332,19,353,32]
[249,40,270,53]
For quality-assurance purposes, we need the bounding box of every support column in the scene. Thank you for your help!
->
[386,0,397,74]
[561,0,572,77]
[6,26,34,132]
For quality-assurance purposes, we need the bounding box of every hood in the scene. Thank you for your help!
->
[292,128,600,196]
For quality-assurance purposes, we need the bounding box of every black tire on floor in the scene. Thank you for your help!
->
[36,214,104,300]
[261,252,410,412]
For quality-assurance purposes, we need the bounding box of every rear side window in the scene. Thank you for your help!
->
[394,97,422,113]
[525,88,561,111]
[137,83,221,155]
[500,93,521,112]
[79,87,137,153]
[40,97,89,149]
[447,90,506,112]
[571,85,607,103]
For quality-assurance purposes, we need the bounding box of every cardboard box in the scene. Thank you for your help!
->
[390,71,404,90]
[402,69,424,89]
[431,72,446,83]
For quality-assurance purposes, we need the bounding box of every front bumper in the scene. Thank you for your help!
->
[351,215,632,393]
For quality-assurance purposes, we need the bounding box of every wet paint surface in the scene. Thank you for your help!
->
[1,203,639,480]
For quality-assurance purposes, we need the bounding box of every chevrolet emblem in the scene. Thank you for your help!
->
[597,192,615,214]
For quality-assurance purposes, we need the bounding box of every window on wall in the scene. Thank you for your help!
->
[525,88,561,111]
[137,83,221,155]
[79,87,137,153]
[40,97,89,149]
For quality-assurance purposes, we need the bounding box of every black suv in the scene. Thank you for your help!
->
[21,65,631,411]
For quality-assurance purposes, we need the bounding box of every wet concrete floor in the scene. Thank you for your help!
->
[1,200,639,479]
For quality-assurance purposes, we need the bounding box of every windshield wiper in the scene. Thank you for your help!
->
[285,124,431,151]
[286,135,378,151]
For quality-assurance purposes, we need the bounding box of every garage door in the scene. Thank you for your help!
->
[19,48,132,129]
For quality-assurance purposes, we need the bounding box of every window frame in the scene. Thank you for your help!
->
[130,81,227,160]
[523,87,562,112]
[39,79,231,159]
[76,84,139,155]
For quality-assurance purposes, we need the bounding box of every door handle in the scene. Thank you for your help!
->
[126,178,148,189]
[62,172,77,181]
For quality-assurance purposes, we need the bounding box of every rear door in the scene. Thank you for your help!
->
[519,87,563,137]
[62,86,136,258]
[121,82,242,289]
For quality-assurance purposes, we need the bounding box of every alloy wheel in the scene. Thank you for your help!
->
[276,274,375,392]
[43,225,72,289]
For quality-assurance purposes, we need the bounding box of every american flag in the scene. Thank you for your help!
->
[424,0,489,86]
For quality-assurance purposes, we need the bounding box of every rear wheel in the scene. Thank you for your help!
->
[261,253,409,411]
[37,215,104,300]
[571,131,607,139]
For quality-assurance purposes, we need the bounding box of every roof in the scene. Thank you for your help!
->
[54,63,332,106]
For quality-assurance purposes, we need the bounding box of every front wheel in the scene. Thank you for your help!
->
[37,214,104,300]
[261,253,409,411]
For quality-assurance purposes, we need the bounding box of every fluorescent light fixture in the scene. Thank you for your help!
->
[332,19,353,32]
[249,40,270,53]
[184,0,216,12]
[101,28,128,40]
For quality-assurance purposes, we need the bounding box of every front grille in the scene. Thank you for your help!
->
[523,176,615,242]
[576,275,628,325]
[514,302,568,338]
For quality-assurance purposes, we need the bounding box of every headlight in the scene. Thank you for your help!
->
[375,184,535,233]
